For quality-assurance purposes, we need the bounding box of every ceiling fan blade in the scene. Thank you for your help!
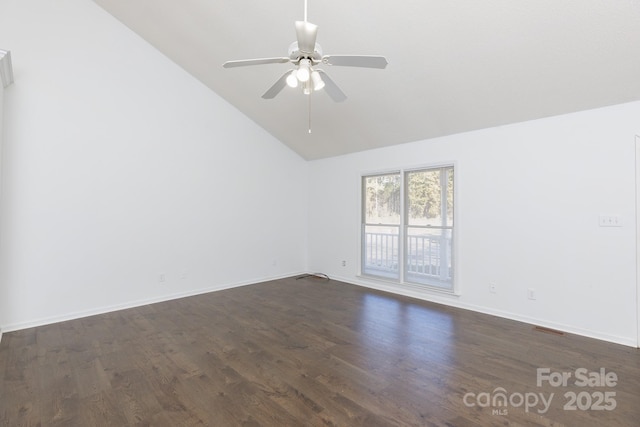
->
[223,57,290,68]
[316,70,347,103]
[295,21,318,55]
[322,55,388,69]
[261,71,292,99]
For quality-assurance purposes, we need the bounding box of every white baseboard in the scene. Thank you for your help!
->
[4,271,634,348]
[330,273,639,348]
[0,271,305,333]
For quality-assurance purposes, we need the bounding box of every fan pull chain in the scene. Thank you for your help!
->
[308,93,312,134]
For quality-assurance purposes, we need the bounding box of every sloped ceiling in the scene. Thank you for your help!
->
[94,0,640,160]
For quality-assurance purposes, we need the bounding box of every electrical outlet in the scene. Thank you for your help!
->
[489,283,497,294]
[159,273,166,283]
[527,288,536,300]
[341,260,346,267]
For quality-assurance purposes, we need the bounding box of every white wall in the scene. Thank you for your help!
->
[309,101,640,347]
[0,0,308,331]
[0,56,4,341]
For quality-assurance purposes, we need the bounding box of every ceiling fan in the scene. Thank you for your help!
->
[222,0,388,103]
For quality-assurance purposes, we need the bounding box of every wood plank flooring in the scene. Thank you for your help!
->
[1,276,639,426]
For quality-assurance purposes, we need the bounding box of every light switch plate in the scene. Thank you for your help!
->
[598,215,622,227]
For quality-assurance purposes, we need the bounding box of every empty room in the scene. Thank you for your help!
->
[1,0,639,426]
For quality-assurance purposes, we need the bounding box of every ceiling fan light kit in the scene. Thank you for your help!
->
[311,71,325,91]
[222,0,388,103]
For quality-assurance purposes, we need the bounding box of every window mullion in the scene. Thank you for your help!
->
[399,170,406,284]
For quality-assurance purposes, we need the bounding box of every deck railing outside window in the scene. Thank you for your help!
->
[363,230,452,285]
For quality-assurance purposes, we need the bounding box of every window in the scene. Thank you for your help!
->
[362,173,401,279]
[362,166,455,291]
[405,167,454,288]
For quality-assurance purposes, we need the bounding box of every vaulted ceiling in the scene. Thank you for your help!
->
[94,0,640,160]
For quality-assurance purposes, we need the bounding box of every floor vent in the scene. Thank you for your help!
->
[533,326,565,336]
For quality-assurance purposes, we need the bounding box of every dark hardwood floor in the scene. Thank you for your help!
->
[1,276,639,426]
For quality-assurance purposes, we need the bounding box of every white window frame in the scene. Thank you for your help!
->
[360,163,458,294]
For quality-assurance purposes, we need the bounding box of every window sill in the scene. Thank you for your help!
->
[356,274,461,298]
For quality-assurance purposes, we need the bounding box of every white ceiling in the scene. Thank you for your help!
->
[94,0,640,160]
